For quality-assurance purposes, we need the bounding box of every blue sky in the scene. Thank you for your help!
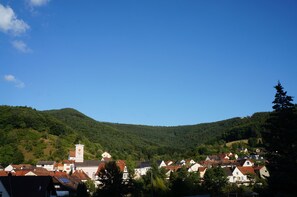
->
[1,0,297,126]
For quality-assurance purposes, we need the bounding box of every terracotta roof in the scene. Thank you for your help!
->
[63,160,75,164]
[71,170,90,181]
[253,166,264,170]
[0,171,8,176]
[237,166,256,175]
[116,160,126,172]
[198,167,207,172]
[14,170,31,176]
[96,162,107,174]
[11,164,34,170]
[164,165,181,172]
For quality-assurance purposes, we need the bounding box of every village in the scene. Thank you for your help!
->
[0,143,270,197]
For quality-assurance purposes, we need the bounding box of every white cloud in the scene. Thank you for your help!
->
[28,0,50,7]
[4,74,15,81]
[12,40,32,53]
[4,74,25,88]
[0,4,30,35]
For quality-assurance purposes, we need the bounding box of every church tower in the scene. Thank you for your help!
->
[75,144,84,163]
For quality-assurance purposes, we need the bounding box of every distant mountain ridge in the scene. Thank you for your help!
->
[0,105,269,165]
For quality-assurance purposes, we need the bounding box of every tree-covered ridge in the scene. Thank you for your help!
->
[0,105,269,165]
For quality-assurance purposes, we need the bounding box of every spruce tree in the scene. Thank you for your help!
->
[263,81,297,196]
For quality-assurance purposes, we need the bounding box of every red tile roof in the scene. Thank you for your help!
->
[0,171,8,176]
[71,170,90,181]
[116,160,126,172]
[237,166,256,175]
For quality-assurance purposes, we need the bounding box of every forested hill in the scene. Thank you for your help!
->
[0,105,269,165]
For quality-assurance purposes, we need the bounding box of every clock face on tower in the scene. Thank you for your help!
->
[77,148,81,155]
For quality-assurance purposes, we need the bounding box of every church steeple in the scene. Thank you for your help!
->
[75,144,84,163]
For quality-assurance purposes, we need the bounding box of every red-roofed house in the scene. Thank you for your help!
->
[254,166,270,179]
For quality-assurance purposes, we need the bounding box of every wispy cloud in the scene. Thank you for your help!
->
[0,4,30,35]
[4,74,25,88]
[28,0,50,7]
[11,40,32,53]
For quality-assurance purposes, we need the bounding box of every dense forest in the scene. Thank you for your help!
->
[0,105,269,165]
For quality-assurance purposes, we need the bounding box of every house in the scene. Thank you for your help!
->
[52,172,78,196]
[71,170,90,182]
[240,159,254,167]
[226,166,256,185]
[63,160,75,174]
[198,167,207,179]
[68,144,84,163]
[75,160,102,180]
[164,165,182,179]
[4,164,34,172]
[101,152,112,161]
[188,163,202,172]
[134,161,151,179]
[157,160,167,168]
[36,161,56,171]
[254,166,270,179]
[116,160,129,180]
[0,175,57,197]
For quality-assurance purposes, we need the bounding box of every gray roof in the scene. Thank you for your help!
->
[136,161,151,168]
[75,160,102,167]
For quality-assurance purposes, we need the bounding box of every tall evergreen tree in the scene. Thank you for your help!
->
[263,81,297,196]
[93,161,127,197]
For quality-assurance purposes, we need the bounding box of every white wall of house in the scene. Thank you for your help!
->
[63,163,74,174]
[259,166,270,179]
[75,166,97,180]
[4,165,13,172]
[188,163,202,172]
[36,164,55,171]
[229,167,248,184]
[242,160,254,167]
[134,167,151,179]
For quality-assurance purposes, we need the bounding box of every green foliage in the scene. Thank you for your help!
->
[141,162,169,196]
[263,82,297,196]
[76,182,89,197]
[203,166,228,195]
[169,166,201,196]
[0,105,270,163]
[0,144,24,166]
[94,161,128,197]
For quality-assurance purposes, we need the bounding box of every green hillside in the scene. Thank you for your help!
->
[0,105,269,165]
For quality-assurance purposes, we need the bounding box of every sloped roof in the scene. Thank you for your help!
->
[237,166,256,175]
[116,160,126,172]
[0,171,8,176]
[71,170,90,181]
[11,164,34,170]
[0,176,56,197]
[136,161,151,168]
[164,165,181,172]
[198,167,207,172]
[75,160,101,167]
